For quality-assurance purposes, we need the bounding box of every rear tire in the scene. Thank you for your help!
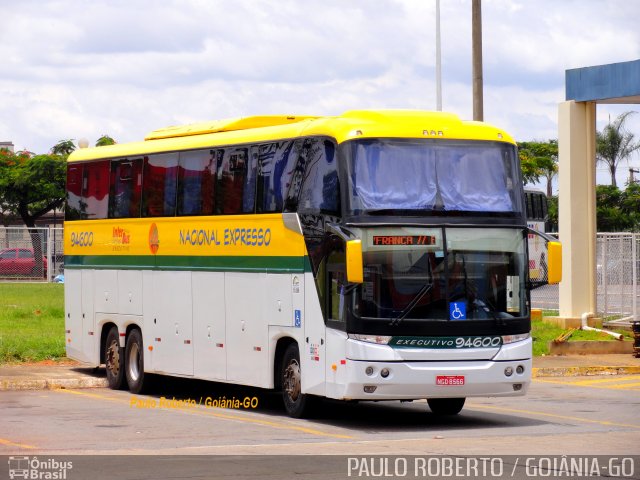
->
[281,343,313,418]
[427,398,465,415]
[104,327,126,390]
[125,329,146,394]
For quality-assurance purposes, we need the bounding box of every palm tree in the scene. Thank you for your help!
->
[596,111,640,188]
[51,139,76,156]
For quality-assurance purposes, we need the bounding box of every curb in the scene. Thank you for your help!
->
[532,365,640,378]
[0,376,108,391]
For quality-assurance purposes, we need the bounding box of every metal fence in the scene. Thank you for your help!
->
[531,232,640,323]
[0,227,64,282]
[597,233,639,323]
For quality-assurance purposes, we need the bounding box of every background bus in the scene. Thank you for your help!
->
[64,111,561,417]
[525,189,549,283]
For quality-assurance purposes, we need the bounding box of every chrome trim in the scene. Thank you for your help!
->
[282,213,303,235]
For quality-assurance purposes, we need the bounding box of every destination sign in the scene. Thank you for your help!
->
[372,235,437,246]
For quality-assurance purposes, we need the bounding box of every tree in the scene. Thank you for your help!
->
[96,135,116,147]
[0,149,66,275]
[518,140,558,197]
[596,111,640,188]
[51,139,76,156]
[595,184,640,232]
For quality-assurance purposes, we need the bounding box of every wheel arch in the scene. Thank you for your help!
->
[99,322,118,365]
[125,323,142,340]
[273,336,298,391]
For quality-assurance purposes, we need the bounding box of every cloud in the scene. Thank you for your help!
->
[1,0,639,162]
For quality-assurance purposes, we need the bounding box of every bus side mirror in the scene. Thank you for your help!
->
[346,239,364,284]
[547,241,562,284]
[528,227,562,287]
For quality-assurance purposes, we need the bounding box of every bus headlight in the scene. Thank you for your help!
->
[348,334,392,345]
[501,333,530,344]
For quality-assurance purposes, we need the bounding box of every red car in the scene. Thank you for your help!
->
[0,248,48,277]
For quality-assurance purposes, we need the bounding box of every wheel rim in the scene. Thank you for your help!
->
[106,340,120,377]
[128,342,140,383]
[283,358,301,402]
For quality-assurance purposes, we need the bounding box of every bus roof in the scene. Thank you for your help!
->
[68,110,516,163]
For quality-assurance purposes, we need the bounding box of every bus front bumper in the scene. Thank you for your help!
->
[336,358,532,401]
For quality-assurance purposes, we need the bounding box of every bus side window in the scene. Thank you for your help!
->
[257,141,298,213]
[177,149,216,216]
[293,138,340,215]
[142,153,178,217]
[242,146,259,213]
[66,164,84,220]
[216,147,248,215]
[83,160,110,219]
[109,158,143,219]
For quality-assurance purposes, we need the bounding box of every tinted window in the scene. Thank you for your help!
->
[66,165,84,220]
[66,162,110,220]
[18,249,32,258]
[216,147,248,215]
[177,149,216,216]
[109,159,143,218]
[291,138,340,214]
[83,161,110,219]
[257,140,299,213]
[142,154,178,217]
[243,147,259,213]
[0,250,15,259]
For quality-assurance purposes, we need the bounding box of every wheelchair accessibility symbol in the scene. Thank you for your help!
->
[449,302,466,320]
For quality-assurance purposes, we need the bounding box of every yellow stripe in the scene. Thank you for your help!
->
[65,214,305,258]
[535,377,640,391]
[54,389,352,440]
[0,437,36,450]
[607,382,640,390]
[571,375,640,386]
[468,403,640,429]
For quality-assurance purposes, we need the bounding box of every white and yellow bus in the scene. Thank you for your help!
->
[64,110,561,417]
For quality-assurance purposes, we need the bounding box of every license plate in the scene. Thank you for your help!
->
[436,375,465,386]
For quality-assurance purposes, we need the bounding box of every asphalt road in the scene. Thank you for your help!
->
[1,373,639,458]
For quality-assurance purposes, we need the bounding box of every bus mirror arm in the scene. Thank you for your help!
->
[326,222,355,242]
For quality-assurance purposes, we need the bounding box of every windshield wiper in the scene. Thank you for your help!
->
[363,209,426,216]
[389,282,434,327]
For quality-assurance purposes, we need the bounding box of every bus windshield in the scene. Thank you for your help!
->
[344,139,522,216]
[353,227,528,323]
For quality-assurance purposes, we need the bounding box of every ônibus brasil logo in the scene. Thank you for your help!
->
[8,456,73,479]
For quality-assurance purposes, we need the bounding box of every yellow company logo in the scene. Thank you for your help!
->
[112,226,131,251]
[149,223,160,254]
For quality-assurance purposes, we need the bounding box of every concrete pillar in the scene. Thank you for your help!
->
[557,100,597,322]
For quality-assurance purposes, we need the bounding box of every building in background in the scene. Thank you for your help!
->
[0,141,14,152]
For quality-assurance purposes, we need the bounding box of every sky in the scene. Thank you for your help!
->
[2,0,640,189]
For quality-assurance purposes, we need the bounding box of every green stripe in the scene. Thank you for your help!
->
[65,255,310,273]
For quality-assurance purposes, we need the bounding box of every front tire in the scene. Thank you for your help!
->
[125,329,146,394]
[104,327,126,390]
[281,343,313,418]
[427,397,466,415]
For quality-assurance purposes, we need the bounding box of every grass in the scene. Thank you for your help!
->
[532,319,633,356]
[0,283,65,363]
